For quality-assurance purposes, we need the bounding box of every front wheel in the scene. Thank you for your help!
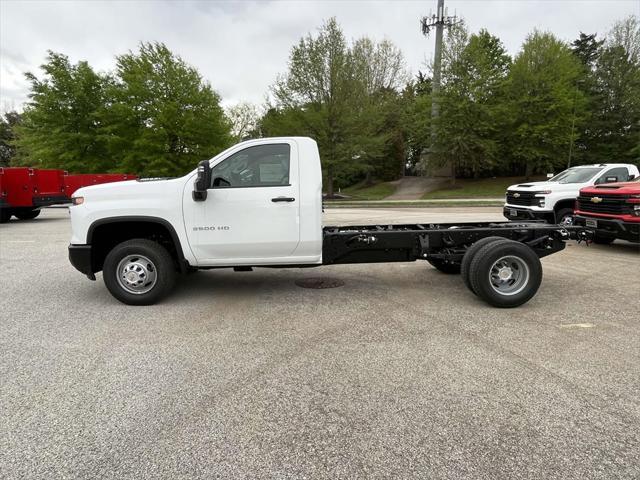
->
[13,208,41,220]
[468,240,542,308]
[0,209,11,223]
[555,208,574,226]
[103,239,176,305]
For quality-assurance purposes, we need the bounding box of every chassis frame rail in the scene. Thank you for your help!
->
[322,221,591,265]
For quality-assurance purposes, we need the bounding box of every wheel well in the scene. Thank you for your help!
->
[89,219,186,273]
[554,199,575,213]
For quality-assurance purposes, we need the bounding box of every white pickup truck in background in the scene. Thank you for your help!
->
[503,163,639,224]
[68,137,591,308]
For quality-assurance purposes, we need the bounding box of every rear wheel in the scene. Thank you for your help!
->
[0,209,11,223]
[13,208,41,220]
[468,240,542,308]
[103,239,176,306]
[461,236,507,294]
[427,258,461,274]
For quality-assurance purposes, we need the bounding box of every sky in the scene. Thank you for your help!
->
[1,0,639,113]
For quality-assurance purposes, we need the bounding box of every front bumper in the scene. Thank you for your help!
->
[573,215,640,243]
[503,206,551,222]
[68,244,96,280]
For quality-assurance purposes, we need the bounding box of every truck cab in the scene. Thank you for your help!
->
[69,137,323,270]
[503,164,639,225]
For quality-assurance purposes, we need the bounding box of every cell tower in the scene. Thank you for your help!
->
[421,0,460,145]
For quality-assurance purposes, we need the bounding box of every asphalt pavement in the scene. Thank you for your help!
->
[1,207,639,479]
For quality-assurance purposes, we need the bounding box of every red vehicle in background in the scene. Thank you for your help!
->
[0,167,136,223]
[573,178,640,244]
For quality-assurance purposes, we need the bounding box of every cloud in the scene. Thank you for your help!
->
[1,0,638,113]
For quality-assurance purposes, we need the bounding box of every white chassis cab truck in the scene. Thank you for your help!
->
[504,163,639,225]
[69,137,591,308]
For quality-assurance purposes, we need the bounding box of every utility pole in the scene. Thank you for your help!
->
[421,0,459,173]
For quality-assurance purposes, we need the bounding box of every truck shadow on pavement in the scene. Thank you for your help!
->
[169,269,346,302]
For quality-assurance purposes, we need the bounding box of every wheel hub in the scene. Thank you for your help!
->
[489,255,530,296]
[497,266,513,281]
[116,255,157,294]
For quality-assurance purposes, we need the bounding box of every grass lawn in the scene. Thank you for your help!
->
[421,176,545,199]
[340,181,397,200]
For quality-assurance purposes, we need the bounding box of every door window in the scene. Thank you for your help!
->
[595,167,629,184]
[210,144,290,188]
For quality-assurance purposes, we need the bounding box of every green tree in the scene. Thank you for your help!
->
[226,102,260,141]
[430,26,511,181]
[14,52,111,172]
[0,111,21,167]
[105,42,231,176]
[606,15,640,65]
[268,18,407,195]
[588,44,640,163]
[571,17,640,165]
[402,72,432,174]
[507,31,585,177]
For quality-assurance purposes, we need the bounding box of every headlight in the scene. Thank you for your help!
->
[71,196,84,205]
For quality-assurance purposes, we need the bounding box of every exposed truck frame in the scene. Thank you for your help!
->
[67,137,592,308]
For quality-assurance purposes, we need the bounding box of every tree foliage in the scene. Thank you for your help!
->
[0,111,21,167]
[266,18,407,195]
[15,52,111,172]
[507,31,586,176]
[13,44,231,176]
[430,26,511,180]
[226,102,260,141]
[6,15,639,184]
[105,43,231,176]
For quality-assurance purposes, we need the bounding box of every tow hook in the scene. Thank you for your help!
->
[575,230,593,245]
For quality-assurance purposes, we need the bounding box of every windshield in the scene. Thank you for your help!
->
[549,167,603,184]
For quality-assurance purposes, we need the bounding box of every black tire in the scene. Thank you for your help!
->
[13,208,41,220]
[0,209,11,223]
[555,207,574,226]
[427,258,461,274]
[468,240,542,308]
[593,234,615,245]
[103,239,176,306]
[461,236,507,295]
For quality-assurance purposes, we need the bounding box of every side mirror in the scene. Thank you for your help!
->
[628,174,635,180]
[546,173,554,179]
[193,160,211,201]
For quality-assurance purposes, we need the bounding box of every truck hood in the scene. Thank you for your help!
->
[506,181,576,192]
[580,181,640,196]
[74,177,187,201]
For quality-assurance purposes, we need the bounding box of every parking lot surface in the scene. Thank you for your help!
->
[1,207,639,479]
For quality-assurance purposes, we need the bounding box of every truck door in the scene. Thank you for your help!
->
[594,167,629,185]
[185,141,301,263]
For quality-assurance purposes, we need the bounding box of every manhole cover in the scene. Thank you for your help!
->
[295,277,345,289]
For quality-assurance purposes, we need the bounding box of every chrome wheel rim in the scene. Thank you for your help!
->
[560,214,573,226]
[116,255,157,294]
[489,255,529,296]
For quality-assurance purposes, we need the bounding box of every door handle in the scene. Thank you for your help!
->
[271,196,295,202]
